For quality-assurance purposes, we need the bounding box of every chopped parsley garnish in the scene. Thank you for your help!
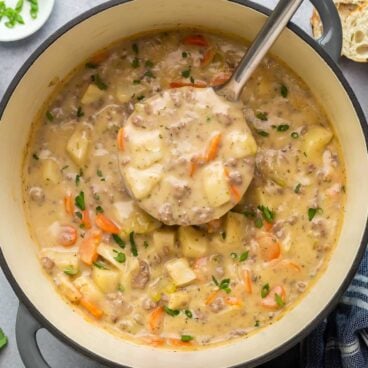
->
[181,69,191,78]
[137,95,145,101]
[118,284,125,292]
[182,51,188,58]
[113,250,126,263]
[294,183,302,194]
[256,111,268,121]
[144,70,155,79]
[164,306,180,317]
[239,251,249,262]
[96,206,104,214]
[275,293,285,307]
[131,57,140,68]
[255,217,263,228]
[46,110,54,122]
[230,252,238,259]
[61,165,69,171]
[276,124,289,132]
[91,74,108,90]
[85,62,98,69]
[254,320,260,327]
[32,153,39,160]
[75,169,83,186]
[75,191,86,211]
[64,266,78,276]
[97,169,103,177]
[144,240,149,248]
[291,132,299,139]
[77,106,84,118]
[257,130,269,137]
[93,261,109,270]
[280,84,288,98]
[212,276,231,294]
[75,211,82,220]
[308,207,322,221]
[112,234,126,249]
[190,76,195,84]
[129,231,138,257]
[184,310,193,318]
[132,43,139,54]
[0,328,8,350]
[133,79,141,84]
[258,205,275,223]
[145,60,154,68]
[261,283,270,298]
[181,335,194,342]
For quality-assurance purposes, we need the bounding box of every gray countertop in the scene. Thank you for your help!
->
[0,1,367,367]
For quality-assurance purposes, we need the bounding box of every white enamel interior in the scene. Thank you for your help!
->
[0,0,367,367]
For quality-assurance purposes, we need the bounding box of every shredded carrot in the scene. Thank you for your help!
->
[169,81,207,89]
[148,306,164,333]
[95,213,120,234]
[225,296,243,307]
[142,335,166,347]
[81,209,92,229]
[206,133,222,162]
[58,225,78,247]
[205,290,219,305]
[263,222,273,232]
[117,127,125,151]
[183,34,209,47]
[166,338,193,347]
[243,269,253,294]
[64,194,74,215]
[257,235,281,262]
[80,298,104,319]
[90,50,110,65]
[210,72,232,87]
[201,48,216,67]
[261,285,286,309]
[224,167,242,203]
[189,159,198,177]
[79,230,101,265]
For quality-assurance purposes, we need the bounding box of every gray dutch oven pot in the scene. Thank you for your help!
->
[0,0,367,367]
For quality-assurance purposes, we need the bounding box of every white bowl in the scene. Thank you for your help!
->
[0,0,55,42]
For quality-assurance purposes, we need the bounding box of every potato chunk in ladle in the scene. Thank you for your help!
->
[118,0,303,225]
[118,87,256,225]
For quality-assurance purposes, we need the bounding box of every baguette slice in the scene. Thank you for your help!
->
[311,1,368,62]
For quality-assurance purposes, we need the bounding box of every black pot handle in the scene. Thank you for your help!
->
[310,0,342,62]
[16,303,51,368]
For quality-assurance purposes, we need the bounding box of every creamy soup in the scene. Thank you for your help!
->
[23,30,345,349]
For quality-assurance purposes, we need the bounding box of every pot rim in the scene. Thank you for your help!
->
[0,0,367,367]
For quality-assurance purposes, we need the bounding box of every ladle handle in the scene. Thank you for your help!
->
[218,0,303,101]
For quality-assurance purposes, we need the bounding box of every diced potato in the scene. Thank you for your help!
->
[66,128,91,166]
[119,257,140,293]
[225,212,248,245]
[178,226,208,258]
[203,162,231,207]
[74,275,104,303]
[40,249,79,272]
[167,291,190,310]
[128,130,163,169]
[225,131,257,158]
[165,258,196,287]
[115,83,146,103]
[119,204,161,235]
[81,84,105,105]
[302,125,333,161]
[42,159,61,184]
[97,243,126,271]
[56,273,82,303]
[92,267,120,293]
[153,228,176,253]
[125,164,163,199]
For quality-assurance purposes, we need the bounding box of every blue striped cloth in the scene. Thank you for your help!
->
[305,248,368,368]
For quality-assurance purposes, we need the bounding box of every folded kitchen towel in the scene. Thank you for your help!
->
[304,247,368,368]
